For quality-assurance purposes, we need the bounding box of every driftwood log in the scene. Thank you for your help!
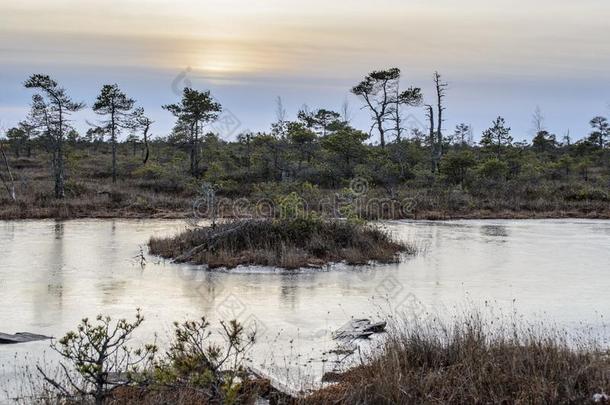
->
[0,332,52,344]
[332,319,387,341]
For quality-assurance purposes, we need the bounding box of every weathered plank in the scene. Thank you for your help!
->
[0,332,52,344]
[332,319,387,341]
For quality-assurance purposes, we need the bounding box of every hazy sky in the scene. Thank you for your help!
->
[1,0,610,142]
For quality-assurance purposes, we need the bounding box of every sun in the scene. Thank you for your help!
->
[195,46,251,74]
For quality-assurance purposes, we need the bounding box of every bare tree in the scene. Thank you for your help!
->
[271,96,290,139]
[275,96,287,123]
[391,85,423,142]
[341,97,352,124]
[352,68,422,148]
[433,71,447,154]
[425,104,439,172]
[271,96,288,138]
[531,106,546,135]
[24,74,84,198]
[131,107,153,164]
[352,68,400,148]
[453,123,472,146]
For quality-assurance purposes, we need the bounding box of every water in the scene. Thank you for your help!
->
[0,219,609,397]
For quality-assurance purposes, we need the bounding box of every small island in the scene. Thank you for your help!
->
[148,217,413,269]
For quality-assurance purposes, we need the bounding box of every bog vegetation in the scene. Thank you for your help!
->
[30,311,266,405]
[148,217,412,269]
[303,314,610,404]
[0,69,609,220]
[25,311,610,404]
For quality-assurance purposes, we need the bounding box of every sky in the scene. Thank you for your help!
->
[1,0,610,143]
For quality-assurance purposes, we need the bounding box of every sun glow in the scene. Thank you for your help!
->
[191,43,257,75]
[196,58,246,74]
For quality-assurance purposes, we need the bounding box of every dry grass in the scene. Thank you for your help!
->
[1,149,609,221]
[105,379,271,405]
[302,315,610,405]
[148,218,412,269]
[0,153,195,220]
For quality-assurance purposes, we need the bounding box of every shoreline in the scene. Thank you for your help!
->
[1,209,609,221]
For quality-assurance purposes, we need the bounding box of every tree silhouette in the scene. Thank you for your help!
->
[24,74,84,198]
[93,84,135,183]
[480,117,513,158]
[588,116,609,148]
[352,68,421,148]
[164,88,222,176]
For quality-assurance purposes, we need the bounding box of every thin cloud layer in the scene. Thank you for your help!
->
[1,0,609,139]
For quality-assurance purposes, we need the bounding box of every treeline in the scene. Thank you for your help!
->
[1,69,609,206]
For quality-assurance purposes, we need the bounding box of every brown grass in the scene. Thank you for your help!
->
[148,218,412,269]
[301,315,610,404]
[1,149,609,221]
[106,379,271,405]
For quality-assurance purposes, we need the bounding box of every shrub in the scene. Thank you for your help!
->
[152,318,257,403]
[477,158,509,181]
[441,150,477,185]
[565,187,609,202]
[131,162,166,180]
[37,310,157,405]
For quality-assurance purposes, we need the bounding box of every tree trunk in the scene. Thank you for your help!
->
[111,136,117,183]
[426,105,438,173]
[0,144,16,201]
[434,72,446,163]
[55,140,65,199]
[142,128,150,165]
[55,109,66,198]
[394,89,402,143]
[190,121,199,177]
[194,125,199,175]
[436,92,443,152]
[111,108,117,183]
[377,117,385,148]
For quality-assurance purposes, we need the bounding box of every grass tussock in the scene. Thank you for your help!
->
[148,218,412,269]
[303,315,610,405]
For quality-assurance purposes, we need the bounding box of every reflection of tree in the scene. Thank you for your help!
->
[2,221,15,242]
[480,225,509,238]
[176,267,220,315]
[279,281,299,310]
[33,221,66,325]
[54,221,64,239]
[97,280,128,306]
[49,222,65,298]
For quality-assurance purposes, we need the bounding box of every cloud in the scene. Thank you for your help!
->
[1,0,609,140]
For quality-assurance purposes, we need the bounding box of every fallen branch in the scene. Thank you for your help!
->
[174,221,253,262]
